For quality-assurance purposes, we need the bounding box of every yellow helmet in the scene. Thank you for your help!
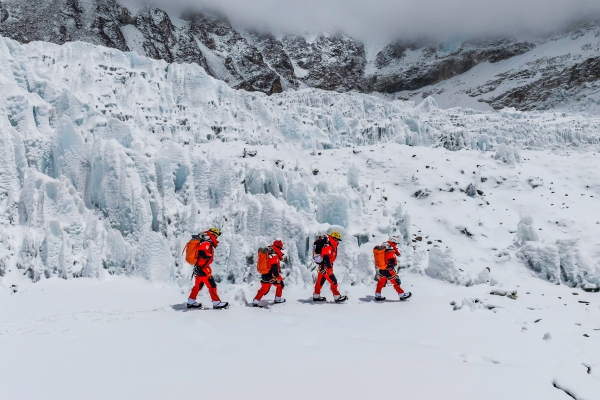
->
[330,231,342,241]
[208,227,221,237]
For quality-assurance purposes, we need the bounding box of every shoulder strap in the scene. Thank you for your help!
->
[182,242,188,256]
[199,234,212,247]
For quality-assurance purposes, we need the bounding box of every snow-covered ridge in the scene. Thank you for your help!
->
[1,36,599,292]
[394,26,600,114]
[1,0,600,113]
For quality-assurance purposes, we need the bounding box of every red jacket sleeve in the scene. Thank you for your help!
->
[322,245,335,268]
[268,254,280,277]
[385,249,397,268]
[197,241,214,266]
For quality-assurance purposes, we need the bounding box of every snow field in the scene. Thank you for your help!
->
[1,275,599,399]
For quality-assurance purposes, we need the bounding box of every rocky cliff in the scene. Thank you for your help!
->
[1,0,598,112]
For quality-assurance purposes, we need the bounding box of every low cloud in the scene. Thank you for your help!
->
[135,0,600,41]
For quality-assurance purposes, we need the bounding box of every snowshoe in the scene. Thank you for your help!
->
[334,295,348,303]
[186,302,203,309]
[252,302,265,308]
[274,298,286,304]
[213,301,230,310]
[374,296,386,302]
[399,292,412,301]
[312,295,327,302]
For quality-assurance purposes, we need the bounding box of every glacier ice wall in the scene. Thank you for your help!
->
[1,36,600,288]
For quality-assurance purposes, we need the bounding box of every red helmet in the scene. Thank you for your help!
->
[272,240,284,250]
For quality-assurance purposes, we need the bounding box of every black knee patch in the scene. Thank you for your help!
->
[380,269,392,278]
[329,274,338,285]
[319,275,327,286]
[207,277,217,288]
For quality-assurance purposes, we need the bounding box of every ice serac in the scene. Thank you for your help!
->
[514,215,600,290]
[515,215,538,245]
[88,138,151,237]
[43,219,73,280]
[50,117,89,192]
[556,239,600,291]
[0,123,25,224]
[425,247,470,285]
[516,242,561,284]
[18,171,87,280]
[134,231,173,282]
[516,239,600,291]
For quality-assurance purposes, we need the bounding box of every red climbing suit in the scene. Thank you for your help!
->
[189,231,221,302]
[376,241,405,295]
[314,235,341,296]
[254,242,285,300]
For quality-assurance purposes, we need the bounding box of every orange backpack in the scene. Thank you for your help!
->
[257,247,271,274]
[373,245,387,270]
[183,235,204,265]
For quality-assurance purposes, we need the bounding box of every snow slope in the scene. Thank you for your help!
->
[1,35,600,398]
[394,26,600,114]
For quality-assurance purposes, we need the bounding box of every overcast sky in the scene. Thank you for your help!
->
[136,0,600,41]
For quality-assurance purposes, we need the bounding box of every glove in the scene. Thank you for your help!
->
[319,265,332,275]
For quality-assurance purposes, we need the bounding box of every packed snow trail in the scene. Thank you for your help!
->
[1,275,599,400]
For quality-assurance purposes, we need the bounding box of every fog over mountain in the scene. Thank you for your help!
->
[139,0,600,41]
[2,0,600,108]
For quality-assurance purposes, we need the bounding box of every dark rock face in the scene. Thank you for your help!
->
[374,41,418,69]
[0,0,597,110]
[0,5,7,24]
[187,12,280,94]
[0,0,131,49]
[484,57,600,110]
[247,31,300,90]
[365,40,534,93]
[0,0,280,94]
[281,33,366,92]
[128,8,211,76]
